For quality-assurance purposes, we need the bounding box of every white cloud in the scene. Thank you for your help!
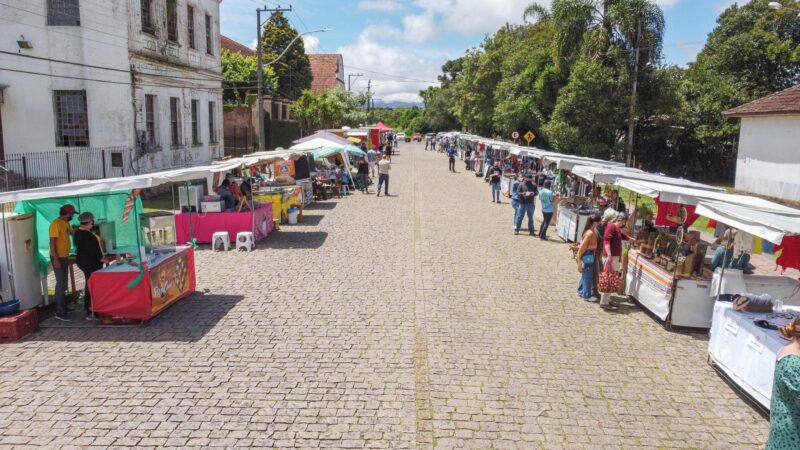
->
[337,28,440,103]
[358,0,405,12]
[654,0,682,6]
[402,12,437,43]
[303,35,321,54]
[411,0,548,36]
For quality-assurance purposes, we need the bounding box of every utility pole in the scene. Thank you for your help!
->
[626,17,641,168]
[257,4,292,151]
[366,79,371,112]
[348,73,363,92]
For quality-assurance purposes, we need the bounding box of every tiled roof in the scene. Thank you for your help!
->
[723,84,800,117]
[309,54,345,94]
[220,35,255,57]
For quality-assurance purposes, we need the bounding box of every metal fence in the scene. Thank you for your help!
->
[0,147,135,192]
[224,126,254,158]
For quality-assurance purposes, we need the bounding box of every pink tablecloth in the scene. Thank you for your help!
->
[174,204,273,244]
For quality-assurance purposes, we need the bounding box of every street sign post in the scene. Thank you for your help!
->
[523,130,536,146]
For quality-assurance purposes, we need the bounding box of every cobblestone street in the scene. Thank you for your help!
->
[0,142,769,448]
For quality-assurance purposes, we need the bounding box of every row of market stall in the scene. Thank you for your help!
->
[0,129,383,332]
[450,131,800,412]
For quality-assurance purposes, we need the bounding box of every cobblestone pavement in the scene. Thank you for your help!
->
[0,142,767,448]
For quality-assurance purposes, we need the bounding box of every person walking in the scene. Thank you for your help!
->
[575,215,600,300]
[367,147,379,177]
[510,173,522,230]
[538,180,556,240]
[49,204,76,321]
[376,155,391,197]
[425,138,429,151]
[600,212,636,309]
[766,316,800,449]
[488,161,502,203]
[514,174,538,235]
[447,145,456,172]
[357,157,370,194]
[384,143,393,162]
[73,212,104,319]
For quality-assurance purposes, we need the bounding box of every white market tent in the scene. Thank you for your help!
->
[290,137,351,152]
[571,165,725,192]
[615,179,800,216]
[292,131,351,147]
[542,154,626,171]
[696,200,800,245]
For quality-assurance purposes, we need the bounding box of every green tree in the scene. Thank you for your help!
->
[419,86,459,132]
[220,49,277,105]
[289,88,369,133]
[260,12,312,100]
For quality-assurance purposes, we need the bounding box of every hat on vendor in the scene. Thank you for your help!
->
[78,212,95,224]
[60,204,76,215]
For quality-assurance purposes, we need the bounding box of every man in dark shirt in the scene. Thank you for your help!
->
[357,157,370,193]
[488,162,503,203]
[514,174,538,235]
[447,145,457,172]
[74,212,104,319]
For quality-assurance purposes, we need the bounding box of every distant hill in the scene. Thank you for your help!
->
[372,99,424,109]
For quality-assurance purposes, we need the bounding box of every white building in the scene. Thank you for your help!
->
[724,84,800,203]
[0,0,223,185]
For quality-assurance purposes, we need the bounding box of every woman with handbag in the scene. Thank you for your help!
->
[600,211,637,309]
[575,215,600,300]
[766,316,800,449]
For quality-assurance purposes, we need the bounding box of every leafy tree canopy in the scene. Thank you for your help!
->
[260,12,312,100]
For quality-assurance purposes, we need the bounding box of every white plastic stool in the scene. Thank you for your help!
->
[211,231,230,251]
[236,231,255,251]
[341,184,350,195]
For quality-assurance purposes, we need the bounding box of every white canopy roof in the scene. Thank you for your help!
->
[572,165,725,192]
[616,179,800,216]
[542,154,626,171]
[695,201,800,245]
[290,137,349,151]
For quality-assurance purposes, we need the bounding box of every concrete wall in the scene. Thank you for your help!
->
[735,115,800,201]
[0,0,134,155]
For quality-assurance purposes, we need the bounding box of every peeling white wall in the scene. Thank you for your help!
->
[735,115,800,202]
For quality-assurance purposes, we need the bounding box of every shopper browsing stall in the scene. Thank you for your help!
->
[49,204,75,321]
[538,181,557,241]
[575,215,600,300]
[766,317,800,449]
[515,175,538,235]
[488,162,503,203]
[600,211,636,310]
[73,212,104,320]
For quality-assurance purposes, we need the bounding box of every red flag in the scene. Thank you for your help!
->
[121,189,141,224]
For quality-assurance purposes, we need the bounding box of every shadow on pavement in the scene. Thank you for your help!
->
[262,231,328,249]
[298,214,323,226]
[305,201,337,211]
[32,293,243,342]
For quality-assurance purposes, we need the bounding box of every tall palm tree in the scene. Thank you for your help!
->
[547,0,664,68]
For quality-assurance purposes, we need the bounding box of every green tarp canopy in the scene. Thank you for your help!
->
[14,191,144,275]
[312,145,366,160]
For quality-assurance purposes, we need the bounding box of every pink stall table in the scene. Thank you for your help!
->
[174,203,273,244]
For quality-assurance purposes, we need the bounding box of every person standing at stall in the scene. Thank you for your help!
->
[488,162,503,203]
[376,155,391,197]
[575,215,600,300]
[600,212,636,310]
[538,181,557,241]
[515,174,538,235]
[49,204,76,321]
[74,212,104,319]
[766,317,800,449]
[357,157,370,194]
[510,173,522,230]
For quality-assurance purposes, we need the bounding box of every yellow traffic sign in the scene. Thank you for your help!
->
[523,130,536,143]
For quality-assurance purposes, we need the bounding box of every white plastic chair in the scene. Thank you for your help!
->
[236,231,255,251]
[211,231,230,251]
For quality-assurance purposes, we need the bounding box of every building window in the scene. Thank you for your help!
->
[47,0,80,26]
[145,94,156,143]
[282,104,288,121]
[170,97,180,146]
[54,90,89,147]
[187,5,196,49]
[167,0,178,42]
[141,0,153,33]
[205,14,213,55]
[191,100,199,144]
[208,102,217,143]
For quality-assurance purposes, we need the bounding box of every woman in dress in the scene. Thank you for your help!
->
[575,215,600,300]
[766,316,800,449]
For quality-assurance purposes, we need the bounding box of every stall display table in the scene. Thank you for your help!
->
[253,187,302,223]
[556,206,591,243]
[174,203,272,244]
[89,246,196,320]
[627,249,800,329]
[708,302,799,411]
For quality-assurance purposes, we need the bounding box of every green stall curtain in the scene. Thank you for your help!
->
[14,191,144,275]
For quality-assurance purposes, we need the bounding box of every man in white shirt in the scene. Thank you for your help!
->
[376,155,391,197]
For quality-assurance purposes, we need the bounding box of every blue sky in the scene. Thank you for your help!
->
[221,0,746,103]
